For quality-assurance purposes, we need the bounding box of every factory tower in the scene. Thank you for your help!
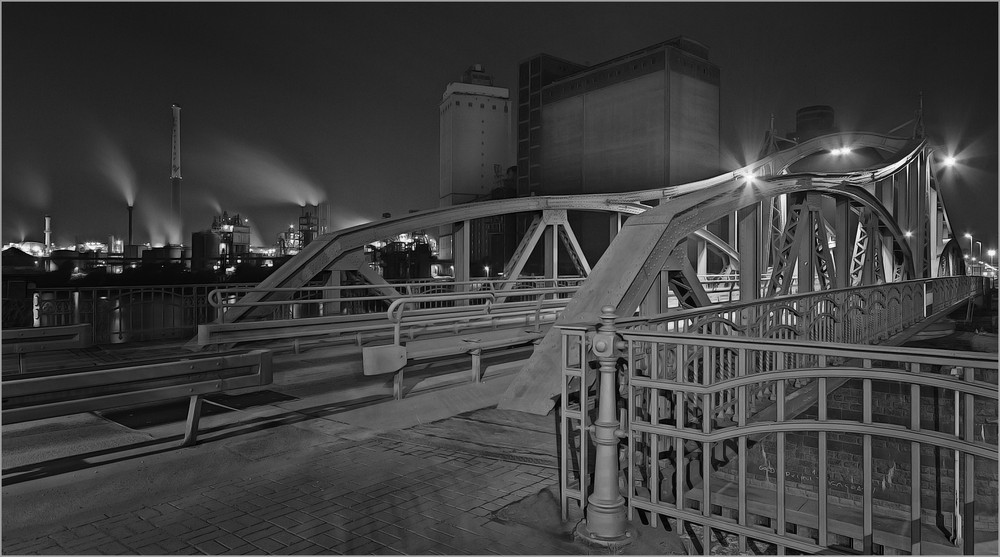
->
[170,104,182,243]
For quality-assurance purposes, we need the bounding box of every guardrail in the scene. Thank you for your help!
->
[207,277,585,321]
[3,349,273,447]
[364,291,556,399]
[197,285,576,353]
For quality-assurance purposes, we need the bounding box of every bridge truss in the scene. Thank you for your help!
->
[214,131,963,415]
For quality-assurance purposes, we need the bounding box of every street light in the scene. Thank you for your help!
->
[964,233,974,275]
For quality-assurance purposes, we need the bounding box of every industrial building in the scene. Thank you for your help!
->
[438,64,513,207]
[517,37,722,268]
[437,64,516,277]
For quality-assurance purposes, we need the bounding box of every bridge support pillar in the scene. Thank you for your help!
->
[575,306,635,547]
[454,221,470,294]
[544,225,557,282]
[737,203,760,302]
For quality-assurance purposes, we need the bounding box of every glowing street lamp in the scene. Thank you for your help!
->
[988,249,996,267]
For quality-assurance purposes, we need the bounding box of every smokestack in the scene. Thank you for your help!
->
[170,104,182,240]
[44,214,52,251]
[127,204,134,246]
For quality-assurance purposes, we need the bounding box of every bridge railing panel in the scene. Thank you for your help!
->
[207,277,585,323]
[618,277,988,346]
[11,283,253,344]
[617,331,997,554]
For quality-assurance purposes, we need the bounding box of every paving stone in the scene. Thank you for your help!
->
[251,536,289,553]
[181,526,223,543]
[220,544,259,555]
[303,533,343,550]
[189,529,231,547]
[119,529,171,549]
[336,536,385,554]
[236,523,284,542]
[283,540,330,554]
[193,539,228,554]
[159,537,193,552]
[96,541,130,553]
[268,529,305,546]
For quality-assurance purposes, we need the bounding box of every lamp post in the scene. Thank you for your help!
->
[575,306,635,548]
[964,233,974,275]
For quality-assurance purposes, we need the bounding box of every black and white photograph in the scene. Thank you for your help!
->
[2,2,998,555]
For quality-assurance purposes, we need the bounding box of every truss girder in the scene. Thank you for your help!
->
[766,195,807,297]
[501,174,918,415]
[813,212,837,290]
[556,222,592,277]
[221,132,928,325]
[499,209,593,289]
[850,210,870,286]
[501,213,545,281]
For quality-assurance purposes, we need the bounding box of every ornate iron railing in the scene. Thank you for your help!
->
[623,332,996,554]
[560,277,994,554]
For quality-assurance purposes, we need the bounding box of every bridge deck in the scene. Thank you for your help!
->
[1,348,685,555]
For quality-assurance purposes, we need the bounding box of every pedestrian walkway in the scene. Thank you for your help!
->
[6,434,574,555]
[2,363,686,555]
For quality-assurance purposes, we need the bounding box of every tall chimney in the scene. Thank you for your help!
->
[170,104,182,239]
[127,204,134,246]
[44,214,52,252]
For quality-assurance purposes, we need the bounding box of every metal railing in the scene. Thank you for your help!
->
[207,277,585,322]
[12,283,255,344]
[618,332,997,554]
[619,276,987,344]
[559,276,993,554]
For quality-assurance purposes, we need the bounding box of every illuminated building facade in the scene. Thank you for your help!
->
[439,64,513,207]
[211,211,250,268]
[438,64,516,277]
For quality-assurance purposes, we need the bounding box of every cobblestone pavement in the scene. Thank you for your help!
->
[3,435,584,555]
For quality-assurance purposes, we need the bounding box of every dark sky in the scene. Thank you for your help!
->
[3,2,997,255]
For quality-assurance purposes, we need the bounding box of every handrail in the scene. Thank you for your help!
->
[620,276,981,328]
[386,293,495,324]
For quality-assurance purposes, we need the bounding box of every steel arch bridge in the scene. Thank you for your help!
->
[218,130,962,414]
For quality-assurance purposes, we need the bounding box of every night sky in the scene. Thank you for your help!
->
[3,2,997,255]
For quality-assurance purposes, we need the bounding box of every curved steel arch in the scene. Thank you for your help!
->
[500,171,919,415]
[227,130,926,324]
[222,195,673,323]
[939,237,967,277]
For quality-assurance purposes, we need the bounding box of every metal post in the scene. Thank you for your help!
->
[737,203,760,302]
[576,306,635,546]
[950,366,963,546]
